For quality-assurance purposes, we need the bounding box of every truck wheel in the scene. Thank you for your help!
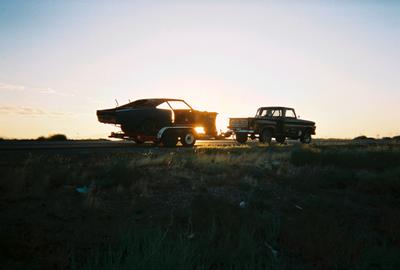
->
[181,131,196,147]
[235,133,248,144]
[260,129,272,144]
[276,136,286,144]
[300,132,312,144]
[161,131,178,147]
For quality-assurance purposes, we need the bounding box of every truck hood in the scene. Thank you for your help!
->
[296,119,315,126]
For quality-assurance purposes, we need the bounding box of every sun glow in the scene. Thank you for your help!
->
[194,126,205,134]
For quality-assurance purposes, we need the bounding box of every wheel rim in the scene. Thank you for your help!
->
[304,134,311,143]
[184,133,195,145]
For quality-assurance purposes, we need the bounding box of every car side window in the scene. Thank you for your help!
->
[156,102,171,110]
[285,109,296,118]
[167,101,192,110]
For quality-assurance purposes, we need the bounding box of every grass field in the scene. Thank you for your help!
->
[1,141,400,269]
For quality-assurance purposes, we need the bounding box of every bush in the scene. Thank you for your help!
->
[36,134,67,141]
[353,135,375,141]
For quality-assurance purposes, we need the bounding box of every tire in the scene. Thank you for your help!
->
[276,136,286,144]
[235,133,248,144]
[300,131,312,144]
[259,129,272,144]
[181,130,196,147]
[161,131,178,147]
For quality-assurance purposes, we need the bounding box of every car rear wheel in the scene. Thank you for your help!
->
[300,131,312,144]
[181,131,196,147]
[259,129,272,144]
[276,136,286,144]
[235,133,248,144]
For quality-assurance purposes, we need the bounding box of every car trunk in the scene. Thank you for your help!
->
[97,108,118,124]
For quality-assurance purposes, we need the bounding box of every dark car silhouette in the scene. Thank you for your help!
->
[97,98,218,146]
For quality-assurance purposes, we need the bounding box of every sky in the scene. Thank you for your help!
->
[0,0,399,139]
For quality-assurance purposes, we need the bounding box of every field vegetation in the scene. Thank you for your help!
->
[1,142,400,269]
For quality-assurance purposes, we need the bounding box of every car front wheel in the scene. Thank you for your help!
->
[181,131,196,147]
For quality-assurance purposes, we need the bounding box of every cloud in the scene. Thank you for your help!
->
[0,82,26,91]
[0,105,72,117]
[0,82,75,97]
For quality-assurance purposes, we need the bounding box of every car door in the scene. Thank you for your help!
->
[167,100,195,125]
[283,109,299,137]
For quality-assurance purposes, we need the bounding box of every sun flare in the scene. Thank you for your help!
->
[194,126,205,134]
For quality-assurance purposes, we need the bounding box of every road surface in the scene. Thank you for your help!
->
[0,139,242,151]
[0,139,382,152]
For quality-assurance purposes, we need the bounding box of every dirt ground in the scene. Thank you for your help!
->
[1,142,400,269]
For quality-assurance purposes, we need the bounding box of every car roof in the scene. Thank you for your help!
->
[119,98,190,109]
[259,106,294,110]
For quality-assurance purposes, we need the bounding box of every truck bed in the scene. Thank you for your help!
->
[228,118,252,130]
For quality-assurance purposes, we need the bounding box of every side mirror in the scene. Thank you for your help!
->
[297,115,300,119]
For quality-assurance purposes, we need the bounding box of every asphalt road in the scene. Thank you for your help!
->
[0,139,241,151]
[0,138,385,152]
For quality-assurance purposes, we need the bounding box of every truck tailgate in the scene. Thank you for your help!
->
[228,118,250,130]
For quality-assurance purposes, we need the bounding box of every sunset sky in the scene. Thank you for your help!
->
[1,0,399,139]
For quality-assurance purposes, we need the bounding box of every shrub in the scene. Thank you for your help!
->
[353,135,375,141]
[36,134,68,141]
[48,134,68,141]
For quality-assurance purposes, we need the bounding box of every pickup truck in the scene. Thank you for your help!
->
[228,107,316,144]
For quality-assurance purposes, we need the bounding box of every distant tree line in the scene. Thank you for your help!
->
[353,135,400,141]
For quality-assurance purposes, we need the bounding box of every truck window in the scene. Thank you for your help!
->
[259,109,267,117]
[258,108,283,117]
[285,109,296,118]
[259,109,282,117]
[272,110,282,117]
